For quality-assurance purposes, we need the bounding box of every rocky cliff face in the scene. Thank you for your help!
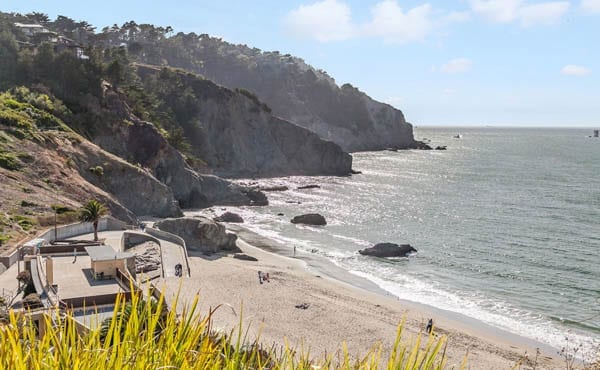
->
[135,66,352,178]
[92,84,270,207]
[141,36,417,152]
[0,122,182,226]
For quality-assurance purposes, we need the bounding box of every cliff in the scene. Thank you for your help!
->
[133,34,418,152]
[134,65,352,178]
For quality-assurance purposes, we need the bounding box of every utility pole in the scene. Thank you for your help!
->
[53,187,58,242]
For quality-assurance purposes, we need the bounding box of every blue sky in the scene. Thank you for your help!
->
[4,0,599,126]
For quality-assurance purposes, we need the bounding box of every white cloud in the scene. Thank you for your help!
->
[441,11,472,25]
[469,0,522,23]
[284,0,354,42]
[469,0,570,26]
[581,0,600,13]
[519,2,570,26]
[284,0,467,44]
[561,64,592,76]
[362,1,433,44]
[441,58,473,73]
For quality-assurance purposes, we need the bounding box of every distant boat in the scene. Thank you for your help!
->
[454,133,462,139]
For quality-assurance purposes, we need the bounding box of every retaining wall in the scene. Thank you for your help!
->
[121,232,161,251]
[0,216,128,271]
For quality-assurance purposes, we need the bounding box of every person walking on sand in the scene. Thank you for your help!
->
[426,319,433,334]
[293,245,296,257]
[258,270,263,284]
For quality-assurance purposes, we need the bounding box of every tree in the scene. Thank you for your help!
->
[26,12,50,25]
[79,200,107,241]
[0,31,18,90]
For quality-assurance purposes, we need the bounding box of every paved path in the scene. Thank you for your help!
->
[160,238,188,278]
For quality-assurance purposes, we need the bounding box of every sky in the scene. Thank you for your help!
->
[3,0,600,127]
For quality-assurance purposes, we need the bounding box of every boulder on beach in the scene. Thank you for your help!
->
[155,217,240,255]
[291,213,327,226]
[260,185,289,192]
[359,243,417,258]
[297,184,320,190]
[214,211,244,223]
[233,253,258,261]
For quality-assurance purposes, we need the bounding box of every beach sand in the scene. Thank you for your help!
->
[155,230,563,369]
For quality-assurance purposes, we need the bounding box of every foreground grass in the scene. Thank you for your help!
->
[0,290,456,369]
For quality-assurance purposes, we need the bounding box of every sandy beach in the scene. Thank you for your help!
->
[154,227,563,369]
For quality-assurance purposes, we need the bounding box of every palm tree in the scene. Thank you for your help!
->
[79,200,106,241]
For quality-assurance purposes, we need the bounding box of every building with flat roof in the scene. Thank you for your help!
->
[84,245,133,280]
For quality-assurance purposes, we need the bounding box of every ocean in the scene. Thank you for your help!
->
[204,127,600,355]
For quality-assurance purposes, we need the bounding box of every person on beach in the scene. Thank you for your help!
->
[426,319,433,334]
[293,245,296,257]
[258,270,263,284]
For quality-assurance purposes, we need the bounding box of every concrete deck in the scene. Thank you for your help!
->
[49,255,122,300]
[71,230,188,279]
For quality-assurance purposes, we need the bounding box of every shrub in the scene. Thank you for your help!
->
[51,204,74,214]
[0,233,9,246]
[0,152,21,170]
[11,215,36,231]
[20,200,38,207]
[0,109,34,131]
[89,165,104,176]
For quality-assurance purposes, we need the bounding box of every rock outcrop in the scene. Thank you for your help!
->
[134,66,353,178]
[155,217,239,255]
[93,87,268,208]
[290,214,327,226]
[359,243,417,258]
[213,212,244,223]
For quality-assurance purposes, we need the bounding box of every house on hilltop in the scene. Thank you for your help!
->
[14,22,51,36]
[13,23,89,59]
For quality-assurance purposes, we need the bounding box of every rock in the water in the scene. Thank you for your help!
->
[260,185,289,192]
[414,142,433,150]
[359,243,416,258]
[350,169,362,175]
[233,253,258,261]
[291,213,327,226]
[277,213,284,216]
[214,212,244,223]
[155,217,240,255]
[435,146,447,150]
[297,184,320,190]
[244,189,268,206]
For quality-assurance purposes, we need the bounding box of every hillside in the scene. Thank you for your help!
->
[0,12,355,249]
[128,32,418,152]
[4,15,419,152]
[0,88,265,250]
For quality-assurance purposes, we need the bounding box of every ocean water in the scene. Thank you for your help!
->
[214,127,600,354]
